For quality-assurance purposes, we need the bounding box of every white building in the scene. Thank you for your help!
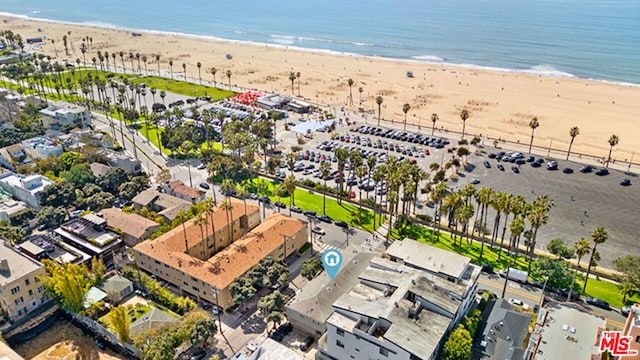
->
[0,171,54,210]
[21,137,63,159]
[39,101,91,129]
[0,200,28,223]
[318,257,473,360]
[104,150,142,174]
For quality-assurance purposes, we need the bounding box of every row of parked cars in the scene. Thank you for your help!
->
[337,135,428,158]
[353,125,451,148]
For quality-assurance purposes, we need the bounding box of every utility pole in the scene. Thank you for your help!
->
[212,286,234,354]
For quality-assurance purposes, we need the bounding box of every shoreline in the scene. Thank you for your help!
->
[2,11,638,87]
[1,15,639,162]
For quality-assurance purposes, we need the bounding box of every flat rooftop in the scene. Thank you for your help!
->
[386,238,471,280]
[0,241,43,285]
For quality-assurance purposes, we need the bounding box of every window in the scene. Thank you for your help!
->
[10,286,20,295]
[336,340,344,348]
[336,328,345,336]
[15,296,24,305]
[636,335,640,344]
[28,290,33,296]
[25,279,30,286]
[192,286,199,292]
[379,348,389,357]
[38,286,45,293]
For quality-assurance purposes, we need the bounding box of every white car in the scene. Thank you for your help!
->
[311,226,326,235]
[508,298,529,309]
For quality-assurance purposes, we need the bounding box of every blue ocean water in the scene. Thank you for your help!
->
[1,0,638,84]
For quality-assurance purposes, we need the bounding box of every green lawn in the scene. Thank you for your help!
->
[128,76,235,99]
[136,122,223,156]
[99,303,151,330]
[391,223,638,309]
[243,178,381,233]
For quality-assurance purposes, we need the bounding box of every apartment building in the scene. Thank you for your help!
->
[133,210,306,308]
[0,241,48,322]
[0,171,54,210]
[39,101,91,129]
[622,304,640,357]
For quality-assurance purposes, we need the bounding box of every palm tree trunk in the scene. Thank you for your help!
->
[583,246,598,292]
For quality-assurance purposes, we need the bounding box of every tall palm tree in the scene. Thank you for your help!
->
[159,90,166,104]
[296,71,301,96]
[526,196,550,272]
[197,62,202,83]
[376,96,383,126]
[182,63,187,80]
[431,113,439,136]
[566,126,580,160]
[475,187,494,259]
[142,55,148,74]
[606,134,619,169]
[568,238,590,301]
[320,162,331,215]
[347,78,354,106]
[135,52,141,72]
[235,184,249,219]
[289,72,296,95]
[111,52,117,71]
[176,210,190,252]
[211,67,217,85]
[584,227,608,292]
[226,70,232,88]
[619,282,636,304]
[460,109,469,139]
[284,175,297,216]
[500,217,525,298]
[182,140,195,188]
[219,199,234,246]
[169,60,174,79]
[402,103,411,131]
[358,87,363,106]
[155,54,161,74]
[194,214,207,251]
[528,117,540,154]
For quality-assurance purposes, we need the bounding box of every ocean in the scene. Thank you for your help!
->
[1,0,638,84]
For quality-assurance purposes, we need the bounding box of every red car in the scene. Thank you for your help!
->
[425,149,430,155]
[349,192,356,199]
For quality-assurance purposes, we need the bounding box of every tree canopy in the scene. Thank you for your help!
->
[531,256,573,289]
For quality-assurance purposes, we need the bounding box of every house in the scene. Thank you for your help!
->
[100,275,134,303]
[472,299,532,359]
[622,304,640,357]
[100,208,160,246]
[0,171,54,210]
[20,137,63,160]
[316,256,475,360]
[89,162,111,178]
[18,233,91,265]
[0,144,27,170]
[129,308,177,337]
[104,150,142,174]
[54,213,124,270]
[84,286,108,308]
[527,302,606,359]
[39,101,91,129]
[132,189,193,223]
[0,200,28,223]
[133,211,305,309]
[165,180,205,204]
[0,241,49,322]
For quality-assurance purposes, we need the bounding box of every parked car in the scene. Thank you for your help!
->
[622,305,632,316]
[483,160,491,168]
[334,220,348,228]
[480,264,494,274]
[579,165,593,173]
[311,227,325,235]
[303,210,316,217]
[511,166,520,174]
[497,164,505,171]
[300,336,314,351]
[470,178,481,184]
[198,183,210,190]
[318,215,333,223]
[508,298,529,309]
[274,201,287,208]
[290,206,302,213]
[595,168,609,176]
[546,161,558,170]
[196,163,207,170]
[586,297,610,309]
[562,167,574,174]
[620,178,631,186]
[189,349,206,360]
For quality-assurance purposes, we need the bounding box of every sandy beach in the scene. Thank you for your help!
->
[2,16,639,163]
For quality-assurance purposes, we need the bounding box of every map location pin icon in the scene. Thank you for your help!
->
[322,249,343,280]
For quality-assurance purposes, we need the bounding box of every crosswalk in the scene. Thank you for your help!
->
[361,234,385,250]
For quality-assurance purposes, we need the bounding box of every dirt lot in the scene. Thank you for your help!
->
[14,319,125,360]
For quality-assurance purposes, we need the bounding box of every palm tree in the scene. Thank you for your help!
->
[155,54,160,74]
[135,52,141,72]
[182,63,187,80]
[528,117,540,154]
[226,70,232,88]
[219,199,234,245]
[526,196,550,272]
[197,61,202,83]
[566,126,580,160]
[320,162,331,215]
[475,187,493,259]
[111,52,117,71]
[358,87,363,106]
[431,113,439,136]
[289,72,296,95]
[296,71,301,96]
[210,67,217,85]
[236,184,249,219]
[142,55,148,74]
[583,227,608,292]
[169,60,174,79]
[568,238,590,301]
[160,90,166,104]
[284,175,297,216]
[376,96,383,126]
[347,78,354,106]
[402,103,411,131]
[194,214,207,249]
[606,134,619,169]
[619,282,636,303]
[460,109,469,139]
[182,140,195,188]
[500,217,525,298]
[176,210,190,252]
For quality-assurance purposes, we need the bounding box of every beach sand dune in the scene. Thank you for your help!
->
[2,16,639,162]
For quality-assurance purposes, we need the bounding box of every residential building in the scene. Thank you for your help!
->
[131,189,192,223]
[20,137,63,160]
[317,256,473,360]
[100,208,160,246]
[0,144,27,170]
[472,299,531,359]
[84,286,108,308]
[0,340,25,360]
[39,101,91,129]
[133,211,305,308]
[18,233,92,266]
[89,162,111,178]
[165,180,206,204]
[99,274,134,303]
[104,150,142,174]
[0,241,49,322]
[621,303,640,358]
[384,238,480,318]
[130,307,177,337]
[0,200,28,223]
[233,338,304,360]
[54,213,124,270]
[0,171,54,210]
[527,302,606,359]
